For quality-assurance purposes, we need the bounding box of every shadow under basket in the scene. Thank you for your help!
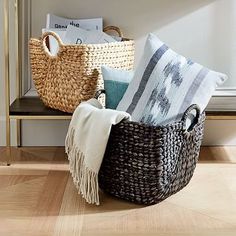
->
[97,99,205,205]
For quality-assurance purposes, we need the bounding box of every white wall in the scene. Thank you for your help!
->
[0,0,17,146]
[1,0,236,146]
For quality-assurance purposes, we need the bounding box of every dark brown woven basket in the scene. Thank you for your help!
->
[96,91,205,205]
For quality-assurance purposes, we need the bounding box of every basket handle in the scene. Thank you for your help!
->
[42,31,63,57]
[181,104,201,132]
[95,89,106,99]
[103,26,123,38]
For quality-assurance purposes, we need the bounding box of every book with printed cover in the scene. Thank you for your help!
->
[46,14,103,31]
[64,25,117,45]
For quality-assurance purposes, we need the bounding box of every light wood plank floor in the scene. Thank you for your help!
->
[0,146,236,236]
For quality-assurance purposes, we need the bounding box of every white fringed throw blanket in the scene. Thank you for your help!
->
[65,98,131,205]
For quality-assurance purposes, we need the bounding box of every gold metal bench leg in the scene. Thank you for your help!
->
[5,148,11,167]
[2,0,11,166]
[15,0,21,149]
[17,119,21,147]
[5,115,11,166]
[1,115,11,167]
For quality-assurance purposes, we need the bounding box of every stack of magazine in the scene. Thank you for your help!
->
[43,14,122,55]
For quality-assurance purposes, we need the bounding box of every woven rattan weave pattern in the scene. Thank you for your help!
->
[98,106,205,205]
[29,27,134,113]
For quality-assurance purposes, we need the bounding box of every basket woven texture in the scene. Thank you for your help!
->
[29,26,134,113]
[98,104,205,205]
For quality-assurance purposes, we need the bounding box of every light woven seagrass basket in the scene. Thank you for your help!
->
[29,26,134,113]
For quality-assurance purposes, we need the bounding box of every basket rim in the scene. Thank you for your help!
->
[29,36,134,49]
[115,112,206,130]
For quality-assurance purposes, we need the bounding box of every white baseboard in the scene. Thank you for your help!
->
[203,120,236,146]
[1,116,236,146]
[207,96,236,111]
[0,117,69,146]
[21,120,70,146]
[0,116,17,146]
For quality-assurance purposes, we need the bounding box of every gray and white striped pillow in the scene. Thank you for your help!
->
[117,33,228,125]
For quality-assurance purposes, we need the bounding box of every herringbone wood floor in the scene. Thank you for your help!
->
[0,147,236,236]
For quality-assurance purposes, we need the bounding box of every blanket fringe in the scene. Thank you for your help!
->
[65,127,100,205]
